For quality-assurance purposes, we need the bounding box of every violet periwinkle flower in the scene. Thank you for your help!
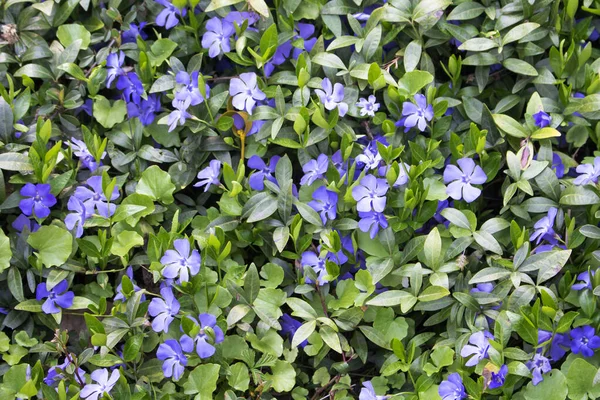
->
[36,280,74,314]
[157,338,192,381]
[167,91,192,132]
[105,51,124,87]
[315,78,348,117]
[127,94,161,126]
[352,175,389,212]
[359,381,388,400]
[264,23,317,76]
[181,314,225,358]
[116,72,144,105]
[224,11,260,27]
[44,358,85,387]
[356,142,383,171]
[574,156,600,185]
[526,353,551,385]
[65,196,88,238]
[471,283,494,293]
[122,22,147,43]
[19,183,56,219]
[552,153,565,178]
[358,211,388,239]
[12,214,39,233]
[332,150,348,177]
[202,17,235,58]
[572,271,594,290]
[443,158,487,203]
[279,314,308,348]
[175,71,209,106]
[570,325,600,357]
[74,176,119,218]
[69,137,105,172]
[155,0,186,30]
[114,267,144,302]
[248,155,280,191]
[160,238,201,283]
[194,159,222,191]
[229,72,266,115]
[301,251,330,285]
[533,110,551,128]
[488,365,508,389]
[300,154,329,186]
[538,330,570,361]
[438,373,467,400]
[460,331,491,366]
[398,94,433,132]
[308,187,338,225]
[530,207,557,244]
[80,369,119,400]
[148,286,180,333]
[357,95,380,117]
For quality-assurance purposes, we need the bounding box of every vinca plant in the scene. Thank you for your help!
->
[0,0,600,398]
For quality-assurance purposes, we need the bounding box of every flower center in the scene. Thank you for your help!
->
[34,195,41,202]
[582,337,589,345]
[461,175,471,184]
[93,193,101,201]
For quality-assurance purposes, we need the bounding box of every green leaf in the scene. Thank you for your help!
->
[247,195,278,223]
[14,299,43,313]
[404,40,422,72]
[27,226,72,268]
[93,96,127,129]
[294,201,323,226]
[244,264,260,303]
[123,335,143,362]
[418,286,450,302]
[503,58,538,76]
[397,70,433,96]
[312,53,346,70]
[0,97,13,143]
[260,24,278,57]
[519,249,571,273]
[492,114,528,138]
[111,230,144,258]
[135,165,176,204]
[422,227,442,269]
[87,354,124,367]
[440,208,472,230]
[521,370,567,400]
[0,228,11,273]
[473,231,503,255]
[366,257,395,284]
[205,0,243,12]
[446,2,485,20]
[560,185,600,205]
[249,0,269,16]
[265,360,296,392]
[149,39,178,67]
[184,364,220,399]
[366,290,414,306]
[56,24,91,49]
[14,64,54,80]
[292,320,316,347]
[0,153,32,173]
[458,38,498,51]
[227,362,250,391]
[502,22,540,45]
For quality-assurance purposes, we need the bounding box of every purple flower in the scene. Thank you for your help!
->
[122,22,147,43]
[352,175,389,212]
[301,251,330,285]
[167,91,192,131]
[106,51,124,87]
[530,207,557,244]
[248,155,280,191]
[264,23,316,76]
[488,365,508,389]
[19,183,56,219]
[438,373,467,400]
[443,158,487,203]
[359,381,387,400]
[572,271,594,290]
[175,71,209,106]
[223,11,259,27]
[44,358,85,387]
[127,94,161,126]
[229,72,266,115]
[80,369,119,400]
[74,176,119,218]
[181,314,224,358]
[332,150,348,177]
[356,141,383,171]
[399,94,433,132]
[148,286,180,332]
[460,331,490,366]
[300,154,329,186]
[69,138,105,171]
[471,283,494,293]
[570,325,600,357]
[315,78,348,117]
[117,72,144,105]
[279,314,308,348]
[36,280,74,314]
[194,159,221,191]
[574,157,600,185]
[552,153,564,178]
[202,17,235,58]
[357,95,380,117]
[526,353,551,385]
[160,238,201,283]
[114,267,145,302]
[533,110,551,128]
[308,187,338,225]
[157,339,192,381]
[12,214,39,233]
[358,211,388,239]
[538,330,570,361]
[65,196,88,238]
[155,0,186,30]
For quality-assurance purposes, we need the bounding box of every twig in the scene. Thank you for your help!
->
[311,375,340,400]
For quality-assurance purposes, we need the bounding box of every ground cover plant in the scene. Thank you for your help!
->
[1,0,600,398]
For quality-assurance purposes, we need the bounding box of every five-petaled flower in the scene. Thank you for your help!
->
[80,368,120,400]
[308,186,338,225]
[194,159,222,191]
[160,238,201,283]
[155,0,186,30]
[36,280,74,314]
[460,331,491,366]
[181,314,225,358]
[438,373,467,400]
[570,325,600,357]
[352,175,389,213]
[487,364,508,389]
[229,72,266,114]
[248,155,280,191]
[359,380,388,400]
[65,196,88,238]
[301,251,330,285]
[443,158,487,203]
[399,94,433,132]
[574,156,600,186]
[533,110,552,128]
[526,353,551,385]
[106,51,124,87]
[69,137,105,172]
[357,95,380,117]
[300,154,329,186]
[358,211,388,239]
[157,338,192,381]
[530,207,558,244]
[19,183,57,219]
[148,286,180,332]
[202,17,235,58]
[74,176,120,218]
[315,78,348,117]
[572,270,594,290]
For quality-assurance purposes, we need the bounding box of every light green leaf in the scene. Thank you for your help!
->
[27,226,72,268]
[135,165,176,204]
[265,360,296,393]
[56,24,91,49]
[93,96,127,129]
[184,364,220,399]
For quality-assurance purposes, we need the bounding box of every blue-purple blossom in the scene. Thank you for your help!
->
[300,154,328,186]
[194,159,221,191]
[438,373,467,400]
[223,11,260,27]
[202,17,235,58]
[572,271,594,290]
[12,214,39,233]
[167,91,192,131]
[19,183,56,219]
[106,51,124,87]
[127,94,161,126]
[315,78,348,117]
[181,314,224,358]
[301,251,330,285]
[488,365,508,389]
[157,338,192,381]
[36,280,74,314]
[44,358,85,387]
[308,186,338,225]
[398,94,433,132]
[69,137,105,171]
[116,72,144,105]
[570,325,600,357]
[264,23,317,76]
[443,158,487,203]
[65,196,88,238]
[332,150,348,177]
[148,286,180,333]
[552,153,565,178]
[280,314,308,348]
[114,267,145,302]
[460,331,490,366]
[248,155,280,191]
[80,369,119,400]
[358,211,388,239]
[175,71,209,106]
[574,157,600,185]
[538,330,570,361]
[533,110,551,128]
[352,175,389,212]
[160,239,201,283]
[530,207,557,244]
[356,141,383,171]
[74,176,119,218]
[359,381,387,400]
[155,0,186,30]
[357,95,380,117]
[122,22,147,43]
[471,283,494,293]
[229,72,266,114]
[526,353,551,385]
